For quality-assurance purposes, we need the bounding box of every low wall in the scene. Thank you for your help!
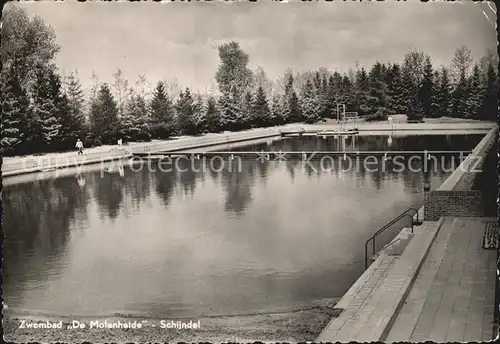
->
[424,190,483,221]
[423,126,497,220]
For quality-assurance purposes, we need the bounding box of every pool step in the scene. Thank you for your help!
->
[317,220,444,342]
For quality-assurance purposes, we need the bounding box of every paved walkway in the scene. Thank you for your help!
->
[316,217,497,343]
[386,217,497,342]
[316,221,443,342]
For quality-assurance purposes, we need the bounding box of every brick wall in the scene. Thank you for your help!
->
[424,190,484,221]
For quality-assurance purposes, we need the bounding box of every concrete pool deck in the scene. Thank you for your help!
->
[1,121,496,178]
[316,217,498,343]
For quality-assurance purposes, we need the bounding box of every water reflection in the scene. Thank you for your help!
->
[2,134,484,317]
[3,176,90,309]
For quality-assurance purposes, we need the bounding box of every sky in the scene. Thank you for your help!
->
[11,0,498,93]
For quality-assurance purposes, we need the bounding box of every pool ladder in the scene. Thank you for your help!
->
[364,207,422,269]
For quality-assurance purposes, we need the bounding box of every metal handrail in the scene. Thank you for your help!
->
[364,207,419,269]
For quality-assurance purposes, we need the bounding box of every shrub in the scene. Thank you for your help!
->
[365,110,388,122]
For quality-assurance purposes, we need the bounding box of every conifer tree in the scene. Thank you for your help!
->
[355,68,370,116]
[271,94,286,125]
[300,79,321,123]
[121,93,150,142]
[218,91,240,131]
[480,61,498,121]
[251,86,272,127]
[386,64,406,115]
[241,91,254,128]
[89,84,119,144]
[450,70,469,119]
[0,65,30,154]
[466,64,484,119]
[149,81,175,139]
[175,88,198,135]
[433,67,452,118]
[65,71,87,139]
[30,66,61,150]
[205,96,220,132]
[418,56,435,118]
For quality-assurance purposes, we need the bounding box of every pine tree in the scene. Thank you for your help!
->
[30,66,61,150]
[205,96,220,133]
[480,61,498,121]
[271,94,285,125]
[46,69,81,150]
[300,80,321,124]
[251,86,272,127]
[433,67,452,118]
[386,64,406,115]
[418,56,435,118]
[355,68,370,116]
[401,63,423,120]
[466,64,484,120]
[241,91,253,128]
[218,92,240,131]
[192,94,205,134]
[65,72,87,139]
[284,90,299,123]
[175,88,198,135]
[450,70,469,119]
[0,65,30,154]
[367,62,388,115]
[121,93,150,142]
[89,84,119,145]
[341,75,355,113]
[149,81,175,139]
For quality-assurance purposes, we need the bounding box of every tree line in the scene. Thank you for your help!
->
[1,6,498,156]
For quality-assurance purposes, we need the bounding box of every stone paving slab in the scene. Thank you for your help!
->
[386,217,497,343]
[316,220,443,343]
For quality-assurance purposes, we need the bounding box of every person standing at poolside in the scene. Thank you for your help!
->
[76,138,84,155]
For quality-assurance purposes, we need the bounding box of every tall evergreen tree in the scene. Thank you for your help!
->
[450,70,469,119]
[241,91,254,128]
[386,63,406,115]
[418,56,435,118]
[355,68,370,116]
[218,91,241,131]
[121,93,150,142]
[65,72,87,139]
[205,96,220,133]
[47,69,79,149]
[30,66,61,150]
[300,79,321,123]
[433,67,452,118]
[367,62,389,114]
[271,94,286,125]
[0,65,30,154]
[149,81,175,139]
[89,84,119,144]
[175,88,198,135]
[251,86,272,127]
[466,64,484,120]
[480,61,498,121]
[285,90,302,123]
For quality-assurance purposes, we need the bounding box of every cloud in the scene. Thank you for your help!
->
[17,1,496,92]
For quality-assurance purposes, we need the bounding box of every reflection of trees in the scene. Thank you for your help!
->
[221,160,254,215]
[152,166,178,207]
[3,176,90,306]
[123,167,152,209]
[92,171,124,220]
[178,159,198,197]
